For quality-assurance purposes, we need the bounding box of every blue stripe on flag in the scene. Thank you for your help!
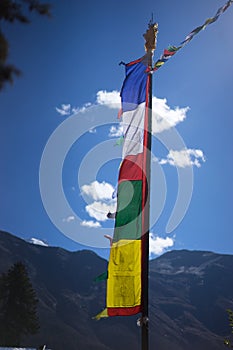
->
[120,58,147,113]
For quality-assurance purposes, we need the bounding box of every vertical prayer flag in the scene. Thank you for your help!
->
[106,56,150,316]
[94,0,233,326]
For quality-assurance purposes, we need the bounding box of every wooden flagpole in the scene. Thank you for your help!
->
[141,20,158,350]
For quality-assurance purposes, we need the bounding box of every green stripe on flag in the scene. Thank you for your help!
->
[113,180,142,242]
[94,271,108,282]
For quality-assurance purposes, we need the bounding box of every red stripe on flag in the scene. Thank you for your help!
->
[118,153,144,182]
[164,49,176,56]
[107,305,141,316]
[126,57,144,66]
[117,108,123,119]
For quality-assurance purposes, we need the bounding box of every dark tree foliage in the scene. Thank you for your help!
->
[0,0,51,90]
[224,309,233,348]
[0,261,40,346]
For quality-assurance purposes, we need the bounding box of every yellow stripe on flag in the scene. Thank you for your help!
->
[107,239,141,308]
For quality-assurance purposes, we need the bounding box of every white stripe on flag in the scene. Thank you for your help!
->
[122,102,145,158]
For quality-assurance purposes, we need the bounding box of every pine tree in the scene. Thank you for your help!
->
[0,0,51,90]
[224,309,233,348]
[0,261,40,346]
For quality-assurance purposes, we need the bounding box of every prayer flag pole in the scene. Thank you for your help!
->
[141,20,158,350]
[95,1,233,347]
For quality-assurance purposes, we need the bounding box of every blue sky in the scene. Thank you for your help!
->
[0,0,233,260]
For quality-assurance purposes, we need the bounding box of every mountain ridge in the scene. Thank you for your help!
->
[0,230,232,350]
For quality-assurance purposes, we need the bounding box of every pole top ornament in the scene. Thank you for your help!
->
[143,21,158,53]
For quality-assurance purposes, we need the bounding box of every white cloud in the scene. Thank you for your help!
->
[159,148,206,168]
[80,220,101,228]
[56,103,81,116]
[62,215,75,223]
[81,181,114,201]
[149,233,174,256]
[73,102,92,114]
[85,201,116,222]
[71,107,79,114]
[56,92,189,135]
[89,127,97,134]
[11,348,32,350]
[29,238,48,247]
[152,96,189,133]
[55,103,71,116]
[109,124,124,137]
[61,104,71,112]
[81,181,117,222]
[96,90,121,109]
[98,92,189,136]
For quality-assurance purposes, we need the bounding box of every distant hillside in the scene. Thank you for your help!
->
[0,230,232,350]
